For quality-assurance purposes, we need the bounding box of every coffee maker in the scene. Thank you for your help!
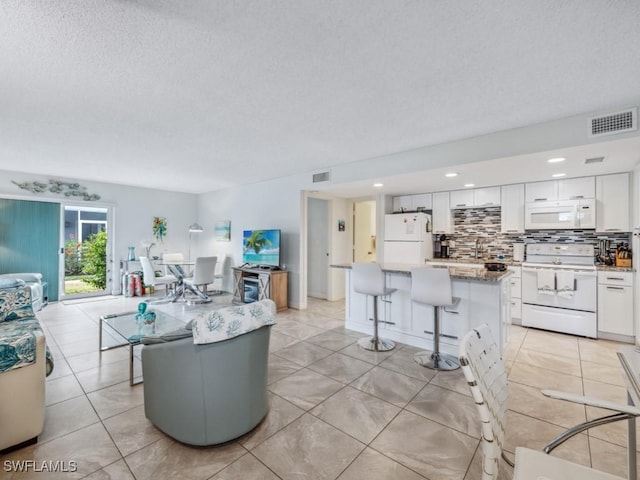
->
[434,234,449,258]
[440,234,449,258]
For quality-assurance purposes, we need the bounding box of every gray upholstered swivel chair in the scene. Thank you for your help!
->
[141,300,274,446]
[411,267,460,370]
[184,256,217,298]
[139,256,177,294]
[352,262,397,352]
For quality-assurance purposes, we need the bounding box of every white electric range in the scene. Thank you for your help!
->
[522,243,597,338]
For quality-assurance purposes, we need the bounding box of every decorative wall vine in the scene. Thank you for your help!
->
[11,179,101,201]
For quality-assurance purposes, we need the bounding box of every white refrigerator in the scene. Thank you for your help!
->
[383,213,433,264]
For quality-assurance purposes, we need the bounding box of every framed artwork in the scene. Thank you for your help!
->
[152,216,167,242]
[338,219,345,232]
[214,221,231,241]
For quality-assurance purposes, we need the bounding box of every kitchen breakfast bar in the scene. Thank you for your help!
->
[332,263,513,356]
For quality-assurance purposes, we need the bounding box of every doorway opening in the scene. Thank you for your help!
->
[62,205,109,298]
[307,197,329,299]
[353,200,377,262]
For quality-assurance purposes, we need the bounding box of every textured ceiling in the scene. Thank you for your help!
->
[1,1,639,194]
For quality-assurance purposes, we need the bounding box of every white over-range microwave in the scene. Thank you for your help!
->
[524,199,595,230]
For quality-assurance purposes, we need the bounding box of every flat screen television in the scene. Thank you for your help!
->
[242,229,281,267]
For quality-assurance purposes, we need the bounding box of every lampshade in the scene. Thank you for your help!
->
[188,223,204,233]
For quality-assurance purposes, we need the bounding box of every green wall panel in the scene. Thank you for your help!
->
[0,199,60,301]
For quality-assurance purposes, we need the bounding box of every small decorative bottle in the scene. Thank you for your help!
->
[128,246,136,261]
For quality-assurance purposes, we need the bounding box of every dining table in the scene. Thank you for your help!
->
[151,261,211,304]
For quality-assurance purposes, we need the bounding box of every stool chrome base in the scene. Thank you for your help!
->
[358,336,395,352]
[414,350,460,371]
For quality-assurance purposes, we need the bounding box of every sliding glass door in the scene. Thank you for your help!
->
[62,205,112,299]
[0,198,61,302]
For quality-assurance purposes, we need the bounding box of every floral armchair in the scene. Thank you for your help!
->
[0,279,53,452]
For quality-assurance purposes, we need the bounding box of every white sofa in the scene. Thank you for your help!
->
[0,280,48,452]
[0,330,46,451]
[0,273,44,311]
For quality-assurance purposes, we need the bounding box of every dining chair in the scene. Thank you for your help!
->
[211,255,231,295]
[139,256,178,294]
[184,256,217,302]
[459,324,639,480]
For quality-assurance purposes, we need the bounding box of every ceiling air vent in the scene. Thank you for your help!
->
[312,171,331,183]
[588,108,637,137]
[584,156,604,165]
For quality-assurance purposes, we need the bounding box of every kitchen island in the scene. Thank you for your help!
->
[332,263,512,356]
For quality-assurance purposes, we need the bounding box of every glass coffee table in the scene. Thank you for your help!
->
[99,309,186,385]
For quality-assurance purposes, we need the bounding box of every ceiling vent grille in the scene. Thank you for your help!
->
[584,156,604,165]
[588,108,637,137]
[312,171,331,183]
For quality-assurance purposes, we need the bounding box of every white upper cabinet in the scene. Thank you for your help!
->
[392,195,413,213]
[432,192,453,234]
[450,186,501,208]
[525,177,595,202]
[450,190,474,208]
[474,186,501,206]
[558,177,595,200]
[596,173,630,232]
[501,184,525,233]
[411,193,433,211]
[392,193,432,212]
[525,181,557,202]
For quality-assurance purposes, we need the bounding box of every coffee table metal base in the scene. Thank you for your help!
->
[99,310,185,386]
[99,312,141,386]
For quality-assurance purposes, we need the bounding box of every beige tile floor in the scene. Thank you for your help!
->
[1,293,637,479]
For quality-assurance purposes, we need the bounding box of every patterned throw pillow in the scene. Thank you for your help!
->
[192,300,276,345]
[0,285,33,323]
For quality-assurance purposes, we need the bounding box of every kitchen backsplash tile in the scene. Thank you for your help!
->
[443,207,630,261]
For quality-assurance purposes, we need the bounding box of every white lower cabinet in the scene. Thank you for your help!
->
[597,271,634,339]
[344,268,510,355]
[385,273,413,333]
[508,266,522,322]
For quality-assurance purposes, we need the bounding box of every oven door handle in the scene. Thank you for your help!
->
[523,266,596,277]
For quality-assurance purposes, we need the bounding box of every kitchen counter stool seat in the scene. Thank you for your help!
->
[411,267,460,370]
[352,263,397,352]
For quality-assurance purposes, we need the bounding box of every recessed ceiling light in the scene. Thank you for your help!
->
[445,172,458,178]
[373,183,383,188]
[552,173,566,178]
[547,157,566,163]
[464,183,475,188]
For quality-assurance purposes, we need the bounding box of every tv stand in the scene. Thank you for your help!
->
[232,267,288,312]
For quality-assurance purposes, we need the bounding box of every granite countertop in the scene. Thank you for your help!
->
[442,258,633,272]
[596,264,634,272]
[428,258,524,266]
[330,263,512,283]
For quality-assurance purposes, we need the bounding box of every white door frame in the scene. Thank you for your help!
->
[59,203,116,299]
